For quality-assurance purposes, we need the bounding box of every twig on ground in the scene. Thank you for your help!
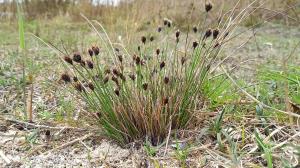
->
[3,117,98,131]
[271,131,300,150]
[263,126,284,143]
[42,133,93,157]
[54,128,67,137]
[25,144,48,157]
[189,143,211,153]
[80,140,92,151]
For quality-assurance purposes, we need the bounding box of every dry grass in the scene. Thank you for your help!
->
[1,0,299,24]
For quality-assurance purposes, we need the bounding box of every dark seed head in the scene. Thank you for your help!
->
[74,83,84,92]
[136,56,141,65]
[88,48,93,57]
[103,76,109,84]
[88,82,94,91]
[61,73,71,83]
[86,60,94,69]
[119,74,126,81]
[181,57,187,65]
[192,41,199,49]
[167,21,171,28]
[138,46,141,51]
[163,19,168,26]
[150,36,154,42]
[164,76,170,84]
[204,29,212,39]
[142,83,148,90]
[164,18,172,27]
[175,30,180,38]
[163,97,169,105]
[114,88,120,96]
[73,53,81,63]
[64,56,73,65]
[117,55,123,63]
[192,26,198,33]
[160,61,165,70]
[213,29,219,39]
[73,76,78,82]
[45,130,51,136]
[104,68,111,74]
[205,2,213,12]
[141,36,147,44]
[96,112,101,119]
[92,46,100,55]
[113,68,120,76]
[129,74,136,81]
[111,76,119,85]
[158,26,162,32]
[156,48,160,55]
[115,48,120,52]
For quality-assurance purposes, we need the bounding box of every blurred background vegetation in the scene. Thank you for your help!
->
[1,0,299,26]
[1,0,299,48]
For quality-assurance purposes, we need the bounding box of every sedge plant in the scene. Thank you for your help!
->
[49,2,258,145]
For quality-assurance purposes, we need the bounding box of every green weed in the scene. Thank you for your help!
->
[255,130,273,168]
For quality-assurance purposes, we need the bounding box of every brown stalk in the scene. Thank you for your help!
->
[27,75,34,122]
[283,58,292,123]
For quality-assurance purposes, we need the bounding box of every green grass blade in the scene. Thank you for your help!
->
[17,3,25,50]
[255,130,273,168]
[17,2,27,119]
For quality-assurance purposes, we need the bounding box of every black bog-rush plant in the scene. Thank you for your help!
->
[53,2,255,145]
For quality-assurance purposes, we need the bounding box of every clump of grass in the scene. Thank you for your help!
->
[52,3,252,145]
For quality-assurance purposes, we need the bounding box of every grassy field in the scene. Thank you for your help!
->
[0,0,300,167]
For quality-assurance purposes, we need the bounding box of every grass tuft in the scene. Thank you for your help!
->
[48,3,260,146]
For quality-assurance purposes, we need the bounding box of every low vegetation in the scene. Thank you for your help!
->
[0,0,300,167]
[55,4,237,145]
